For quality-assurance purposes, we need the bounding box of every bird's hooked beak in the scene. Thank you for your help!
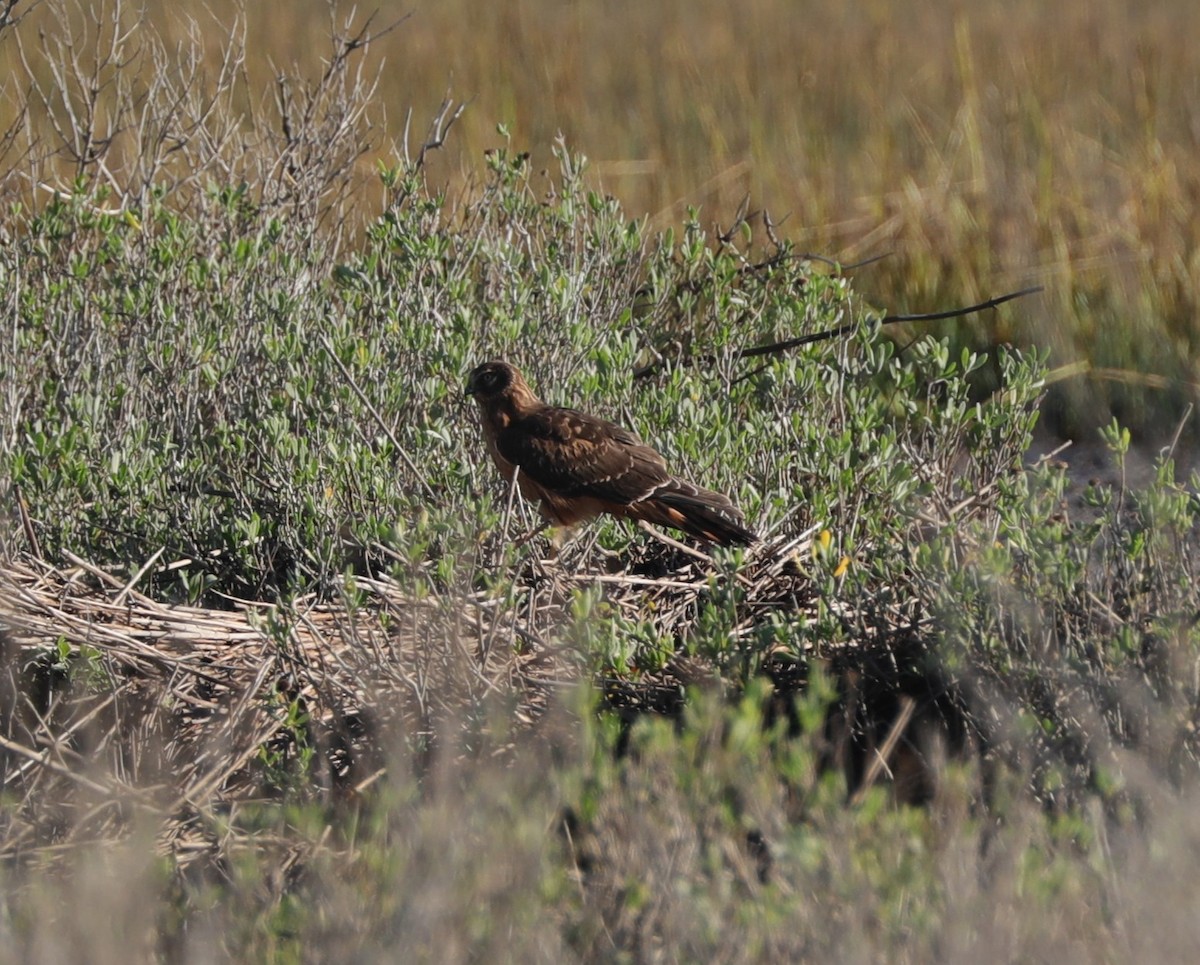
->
[463,372,478,399]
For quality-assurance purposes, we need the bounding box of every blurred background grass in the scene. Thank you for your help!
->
[233,1,1196,431]
[6,0,1199,428]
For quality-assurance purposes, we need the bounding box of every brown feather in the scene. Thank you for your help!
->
[465,361,756,546]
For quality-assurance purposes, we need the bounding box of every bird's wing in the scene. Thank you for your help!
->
[495,405,671,505]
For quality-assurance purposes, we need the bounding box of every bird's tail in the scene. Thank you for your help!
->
[635,480,757,547]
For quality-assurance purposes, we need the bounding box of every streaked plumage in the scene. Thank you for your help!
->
[464,360,756,546]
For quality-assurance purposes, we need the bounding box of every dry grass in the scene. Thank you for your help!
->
[0,474,972,873]
[42,2,1200,417]
[0,550,570,862]
[3,1,1196,424]
[7,539,1200,961]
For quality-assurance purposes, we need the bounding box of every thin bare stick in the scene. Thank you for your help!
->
[637,520,713,564]
[635,286,1042,380]
[112,546,165,607]
[850,695,916,806]
[739,286,1043,362]
[317,332,435,500]
[415,94,468,169]
[13,482,40,557]
[0,732,153,804]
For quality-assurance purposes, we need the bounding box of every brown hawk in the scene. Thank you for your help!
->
[465,360,756,546]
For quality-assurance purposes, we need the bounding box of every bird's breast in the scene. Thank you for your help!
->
[481,420,517,483]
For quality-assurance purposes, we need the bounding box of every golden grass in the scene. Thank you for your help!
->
[4,0,1199,423]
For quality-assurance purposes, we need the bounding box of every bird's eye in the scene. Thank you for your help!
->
[468,363,512,397]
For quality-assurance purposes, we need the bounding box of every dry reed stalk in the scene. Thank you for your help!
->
[0,552,568,863]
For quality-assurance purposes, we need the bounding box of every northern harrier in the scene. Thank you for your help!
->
[465,360,756,546]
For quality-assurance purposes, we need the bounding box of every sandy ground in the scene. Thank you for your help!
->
[1027,425,1199,518]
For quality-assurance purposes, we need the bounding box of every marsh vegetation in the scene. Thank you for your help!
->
[2,3,1200,960]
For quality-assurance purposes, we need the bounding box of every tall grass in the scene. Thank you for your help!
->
[2,0,1190,428]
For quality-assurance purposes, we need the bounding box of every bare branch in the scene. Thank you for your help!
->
[0,0,38,34]
[415,93,468,169]
[633,286,1044,380]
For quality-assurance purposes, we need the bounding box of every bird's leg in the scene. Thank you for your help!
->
[539,525,585,562]
[548,525,620,568]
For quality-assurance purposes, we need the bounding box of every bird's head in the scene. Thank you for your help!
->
[465,360,519,402]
